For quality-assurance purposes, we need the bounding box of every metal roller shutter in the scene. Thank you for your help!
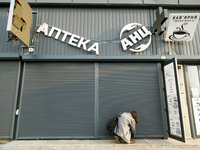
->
[17,62,95,139]
[0,61,20,139]
[98,63,164,138]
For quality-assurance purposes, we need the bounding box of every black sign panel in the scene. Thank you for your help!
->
[162,58,186,142]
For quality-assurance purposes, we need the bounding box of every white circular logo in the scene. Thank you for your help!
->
[120,23,152,52]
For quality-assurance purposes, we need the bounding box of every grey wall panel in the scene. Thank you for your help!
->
[1,7,200,56]
[0,0,10,2]
[35,8,153,56]
[108,0,143,4]
[0,7,22,54]
[73,0,107,4]
[0,0,35,2]
[0,61,20,139]
[98,63,164,138]
[144,0,178,4]
[155,9,200,55]
[1,0,200,6]
[179,0,200,5]
[37,0,71,3]
[27,0,36,3]
[17,62,95,139]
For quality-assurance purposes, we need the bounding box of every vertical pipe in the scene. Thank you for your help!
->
[95,63,99,139]
[11,61,21,140]
[15,62,26,140]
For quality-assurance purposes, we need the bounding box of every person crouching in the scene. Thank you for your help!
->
[114,110,138,144]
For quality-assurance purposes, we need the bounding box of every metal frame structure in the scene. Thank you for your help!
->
[162,58,186,142]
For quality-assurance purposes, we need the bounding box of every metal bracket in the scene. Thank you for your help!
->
[15,109,19,116]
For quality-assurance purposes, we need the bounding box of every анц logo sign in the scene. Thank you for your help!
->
[120,23,152,52]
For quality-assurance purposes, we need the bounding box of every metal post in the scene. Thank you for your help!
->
[95,63,99,139]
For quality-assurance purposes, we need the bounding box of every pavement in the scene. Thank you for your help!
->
[0,138,200,150]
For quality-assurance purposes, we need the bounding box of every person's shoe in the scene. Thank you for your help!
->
[130,139,136,144]
[114,136,120,144]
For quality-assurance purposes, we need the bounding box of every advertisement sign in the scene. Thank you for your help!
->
[164,62,182,137]
[120,23,152,52]
[165,13,199,42]
[37,22,152,55]
[7,0,32,47]
[37,23,99,55]
[163,58,186,142]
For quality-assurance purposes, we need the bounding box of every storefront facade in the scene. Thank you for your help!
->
[0,0,200,142]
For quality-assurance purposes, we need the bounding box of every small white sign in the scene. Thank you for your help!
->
[165,13,199,41]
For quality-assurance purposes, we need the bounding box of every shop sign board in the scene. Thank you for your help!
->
[163,58,186,142]
[37,23,99,55]
[165,13,199,42]
[120,23,152,52]
[7,0,32,47]
[37,22,152,55]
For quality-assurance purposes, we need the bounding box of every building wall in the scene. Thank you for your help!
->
[0,1,200,140]
[0,8,22,54]
[0,6,200,56]
[0,61,20,139]
[1,0,200,5]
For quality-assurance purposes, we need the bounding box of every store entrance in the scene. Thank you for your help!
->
[16,62,165,140]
